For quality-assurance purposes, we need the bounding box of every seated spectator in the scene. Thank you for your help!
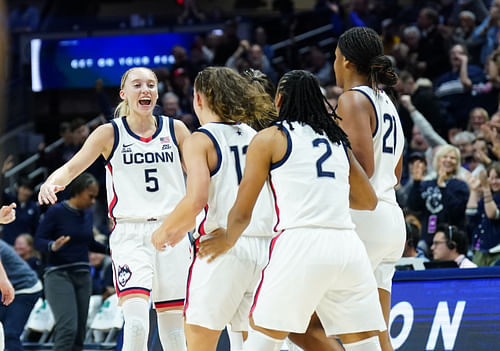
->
[2,177,40,245]
[304,45,332,86]
[397,151,429,207]
[431,224,477,268]
[14,233,44,278]
[466,162,500,266]
[407,145,470,249]
[89,252,114,301]
[402,221,429,260]
[0,239,43,351]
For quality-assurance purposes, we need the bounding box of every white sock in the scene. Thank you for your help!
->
[226,324,244,351]
[343,336,382,351]
[0,321,4,351]
[121,298,150,351]
[243,327,283,351]
[156,309,187,351]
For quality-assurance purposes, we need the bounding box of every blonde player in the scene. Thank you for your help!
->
[151,66,276,351]
[199,70,386,351]
[38,67,191,351]
[334,27,406,351]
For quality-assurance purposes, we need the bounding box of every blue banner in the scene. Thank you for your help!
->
[390,267,500,350]
[30,32,197,91]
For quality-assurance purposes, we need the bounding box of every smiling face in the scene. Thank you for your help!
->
[438,150,459,175]
[120,67,158,117]
[489,168,500,193]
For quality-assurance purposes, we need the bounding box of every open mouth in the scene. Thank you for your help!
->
[139,98,151,106]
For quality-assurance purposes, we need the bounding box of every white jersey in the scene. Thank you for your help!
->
[350,86,404,204]
[269,122,354,231]
[105,116,185,222]
[195,122,274,238]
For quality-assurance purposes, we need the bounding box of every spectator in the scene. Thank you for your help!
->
[452,130,476,172]
[171,67,194,117]
[467,107,490,135]
[0,239,43,351]
[471,0,500,66]
[431,224,477,268]
[14,233,44,277]
[38,121,76,174]
[89,252,114,301]
[212,19,240,66]
[402,221,429,260]
[2,177,40,246]
[161,92,198,132]
[434,43,494,130]
[467,162,500,266]
[416,7,451,80]
[34,173,107,351]
[305,45,332,86]
[253,26,274,62]
[407,145,470,249]
[397,151,429,207]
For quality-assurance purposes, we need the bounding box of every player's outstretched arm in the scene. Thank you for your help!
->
[39,124,114,205]
[198,126,284,262]
[347,148,378,210]
[151,132,211,249]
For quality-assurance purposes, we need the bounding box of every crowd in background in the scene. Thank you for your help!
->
[2,0,500,347]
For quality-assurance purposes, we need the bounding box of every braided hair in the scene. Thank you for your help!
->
[276,70,350,147]
[337,27,398,90]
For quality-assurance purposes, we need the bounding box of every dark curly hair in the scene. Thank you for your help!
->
[338,27,398,90]
[276,70,350,147]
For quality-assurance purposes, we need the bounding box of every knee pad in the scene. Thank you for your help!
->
[156,309,186,351]
[121,298,150,351]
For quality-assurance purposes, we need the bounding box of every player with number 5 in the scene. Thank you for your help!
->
[38,67,191,351]
[334,27,406,351]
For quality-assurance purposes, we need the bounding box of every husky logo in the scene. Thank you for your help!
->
[117,265,132,287]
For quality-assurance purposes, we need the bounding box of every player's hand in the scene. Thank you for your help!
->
[196,228,232,263]
[151,226,185,250]
[51,236,71,251]
[0,203,16,224]
[0,277,15,306]
[38,182,65,205]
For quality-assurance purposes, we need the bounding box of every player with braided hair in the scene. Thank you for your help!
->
[334,26,406,351]
[198,69,386,351]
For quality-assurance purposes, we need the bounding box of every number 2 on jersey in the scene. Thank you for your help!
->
[382,113,397,154]
[313,138,335,178]
[230,145,248,184]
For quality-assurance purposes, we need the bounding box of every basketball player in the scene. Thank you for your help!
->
[38,67,191,351]
[334,27,406,351]
[198,70,386,351]
[150,66,275,351]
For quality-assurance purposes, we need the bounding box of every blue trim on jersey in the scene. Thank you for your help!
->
[104,120,119,165]
[121,115,163,142]
[342,141,350,161]
[350,88,379,138]
[168,117,179,147]
[196,129,222,177]
[270,124,292,170]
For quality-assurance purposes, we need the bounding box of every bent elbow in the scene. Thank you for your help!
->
[367,196,378,211]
